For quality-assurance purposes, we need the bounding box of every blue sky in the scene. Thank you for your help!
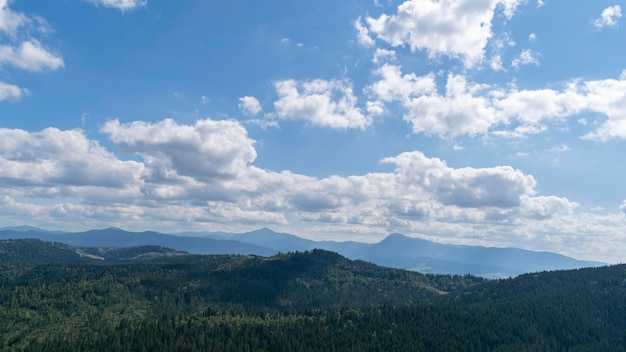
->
[1,0,626,262]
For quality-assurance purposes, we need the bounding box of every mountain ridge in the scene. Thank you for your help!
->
[0,226,603,277]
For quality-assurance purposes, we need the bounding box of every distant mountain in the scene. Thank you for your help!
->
[0,226,603,277]
[0,228,277,256]
[342,233,604,278]
[222,229,603,278]
[0,225,67,234]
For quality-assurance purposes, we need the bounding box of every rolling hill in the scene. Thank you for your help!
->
[0,239,623,351]
[0,226,603,277]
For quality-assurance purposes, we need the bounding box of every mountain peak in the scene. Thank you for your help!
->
[381,233,412,243]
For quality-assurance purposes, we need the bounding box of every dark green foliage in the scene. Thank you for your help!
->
[0,240,624,351]
[0,239,97,265]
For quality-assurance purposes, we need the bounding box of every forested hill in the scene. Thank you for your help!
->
[0,239,188,264]
[1,239,625,351]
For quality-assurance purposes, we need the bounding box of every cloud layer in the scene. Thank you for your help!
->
[0,119,595,255]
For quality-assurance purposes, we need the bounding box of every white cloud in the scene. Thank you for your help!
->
[372,48,396,64]
[367,65,502,137]
[238,96,262,116]
[367,64,626,140]
[366,100,386,117]
[273,78,370,129]
[0,81,27,100]
[366,63,436,102]
[488,32,515,71]
[85,0,147,11]
[593,5,622,28]
[512,49,540,68]
[580,77,626,141]
[0,0,28,36]
[364,0,524,67]
[354,17,375,47]
[0,127,144,193]
[403,74,502,137]
[528,33,537,42]
[244,118,280,129]
[621,201,626,216]
[519,196,578,220]
[550,144,570,153]
[490,54,504,71]
[102,118,257,181]
[0,1,63,99]
[0,40,64,71]
[382,151,536,208]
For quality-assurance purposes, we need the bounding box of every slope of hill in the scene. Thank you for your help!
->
[0,239,93,265]
[0,240,624,351]
[0,245,485,349]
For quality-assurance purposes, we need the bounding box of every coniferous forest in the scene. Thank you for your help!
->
[1,239,625,351]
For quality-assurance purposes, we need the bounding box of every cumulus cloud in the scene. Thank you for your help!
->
[0,81,27,100]
[0,40,64,71]
[402,74,502,137]
[382,151,536,208]
[364,0,524,67]
[366,64,435,103]
[579,77,626,141]
[238,96,262,116]
[372,48,396,64]
[593,5,622,28]
[512,49,540,68]
[273,79,370,129]
[0,0,28,36]
[367,65,503,137]
[85,0,147,11]
[355,17,375,47]
[367,64,626,140]
[0,127,144,192]
[621,201,626,216]
[102,118,257,180]
[0,1,63,97]
[520,196,578,220]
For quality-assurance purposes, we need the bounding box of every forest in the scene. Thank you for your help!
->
[0,239,625,351]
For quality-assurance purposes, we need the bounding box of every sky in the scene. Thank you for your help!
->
[1,0,626,263]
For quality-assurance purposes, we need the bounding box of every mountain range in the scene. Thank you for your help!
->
[0,226,603,277]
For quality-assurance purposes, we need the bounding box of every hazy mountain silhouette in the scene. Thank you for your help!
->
[0,226,603,277]
[188,228,603,277]
[0,228,276,256]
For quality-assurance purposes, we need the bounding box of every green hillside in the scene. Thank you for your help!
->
[0,239,623,351]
